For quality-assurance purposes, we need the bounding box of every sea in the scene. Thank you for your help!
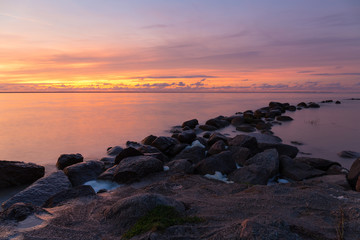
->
[0,92,359,202]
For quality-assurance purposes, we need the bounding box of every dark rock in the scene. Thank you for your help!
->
[0,160,45,188]
[2,171,72,210]
[205,117,230,129]
[258,143,299,158]
[173,146,206,164]
[177,130,196,144]
[244,149,279,179]
[326,164,346,175]
[115,147,144,164]
[347,158,360,190]
[195,137,208,148]
[286,105,296,111]
[151,136,179,154]
[107,146,123,156]
[126,141,142,148]
[229,146,251,166]
[203,132,211,138]
[280,155,325,181]
[170,126,182,133]
[56,153,83,170]
[338,150,360,159]
[236,124,256,132]
[100,157,115,169]
[356,176,360,192]
[113,156,163,183]
[276,116,293,121]
[297,102,307,108]
[141,135,157,145]
[248,133,282,144]
[195,151,236,175]
[269,101,283,109]
[43,185,96,208]
[63,160,105,186]
[335,101,341,104]
[207,132,228,146]
[182,119,199,129]
[167,143,188,157]
[308,102,320,108]
[255,122,272,130]
[136,144,162,154]
[144,152,169,162]
[167,159,194,174]
[208,140,226,156]
[295,157,341,171]
[182,126,191,131]
[228,135,258,150]
[265,110,282,118]
[231,116,245,127]
[199,124,217,131]
[0,203,46,222]
[290,141,304,146]
[229,165,269,185]
[97,165,117,180]
[103,193,184,229]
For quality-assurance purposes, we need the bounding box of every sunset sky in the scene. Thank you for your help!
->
[1,0,360,92]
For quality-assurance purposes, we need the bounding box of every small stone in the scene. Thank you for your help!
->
[182,119,199,129]
[276,116,293,121]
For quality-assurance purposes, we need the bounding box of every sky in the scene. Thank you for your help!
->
[1,0,360,92]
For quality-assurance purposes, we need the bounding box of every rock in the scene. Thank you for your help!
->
[0,160,45,188]
[167,143,188,157]
[231,116,245,127]
[97,165,117,180]
[107,146,123,156]
[113,156,163,183]
[208,140,226,156]
[182,126,191,131]
[335,101,341,104]
[276,116,293,121]
[141,135,157,145]
[199,124,217,131]
[326,164,346,175]
[203,132,211,138]
[229,164,269,185]
[308,102,320,108]
[0,203,46,222]
[56,153,83,170]
[43,185,96,208]
[280,155,325,181]
[103,193,184,229]
[258,143,299,158]
[236,124,256,132]
[295,157,341,171]
[195,151,236,175]
[151,136,179,154]
[228,135,257,150]
[100,157,115,169]
[177,130,196,144]
[182,119,199,129]
[126,141,142,148]
[167,159,194,174]
[207,132,228,146]
[255,122,271,130]
[248,133,282,144]
[347,158,360,190]
[63,160,105,186]
[229,146,251,166]
[136,145,162,154]
[244,149,279,179]
[2,171,72,210]
[173,146,206,164]
[297,102,307,108]
[115,147,144,164]
[195,137,208,148]
[144,152,169,163]
[205,117,230,129]
[305,175,351,190]
[286,105,296,111]
[356,176,360,192]
[170,126,182,133]
[338,150,360,159]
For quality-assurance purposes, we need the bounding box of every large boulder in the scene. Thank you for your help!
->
[195,151,236,175]
[56,153,83,170]
[258,143,299,158]
[0,160,45,188]
[2,171,72,210]
[103,193,185,230]
[229,165,269,185]
[207,132,228,146]
[151,136,179,154]
[228,135,258,150]
[295,157,341,171]
[115,147,143,164]
[173,146,206,164]
[229,146,251,166]
[347,158,360,190]
[167,159,194,174]
[43,185,96,208]
[182,119,199,129]
[97,165,117,180]
[280,155,325,181]
[244,149,279,178]
[248,133,282,144]
[106,146,123,156]
[141,135,157,145]
[205,116,230,129]
[208,140,226,156]
[63,160,105,186]
[177,130,196,144]
[113,156,163,183]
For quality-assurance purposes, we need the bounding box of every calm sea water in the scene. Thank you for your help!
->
[0,92,359,171]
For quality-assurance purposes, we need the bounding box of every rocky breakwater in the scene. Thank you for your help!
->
[1,99,360,240]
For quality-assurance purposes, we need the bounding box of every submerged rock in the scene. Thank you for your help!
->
[338,150,360,159]
[56,153,84,170]
[276,116,293,121]
[236,124,256,133]
[0,160,45,188]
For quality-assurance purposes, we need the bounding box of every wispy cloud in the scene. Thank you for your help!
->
[311,73,360,76]
[0,13,51,26]
[137,75,217,79]
[297,71,315,73]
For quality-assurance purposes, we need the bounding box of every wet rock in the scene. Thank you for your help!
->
[228,135,257,150]
[286,105,296,111]
[107,146,123,156]
[244,149,279,178]
[236,124,256,132]
[229,164,269,185]
[231,116,245,127]
[43,185,96,208]
[144,152,169,163]
[266,109,282,118]
[347,158,360,190]
[0,160,45,188]
[295,157,341,171]
[100,157,115,169]
[115,147,144,164]
[305,174,351,190]
[64,160,105,186]
[255,122,272,130]
[229,146,251,166]
[203,132,211,138]
[126,141,142,148]
[151,136,179,154]
[280,155,325,181]
[167,143,188,157]
[173,146,206,164]
[326,164,346,175]
[2,171,72,210]
[177,130,196,144]
[141,135,157,145]
[103,193,184,230]
[206,116,230,129]
[276,116,293,121]
[338,150,360,159]
[113,156,163,183]
[56,153,83,170]
[308,102,320,108]
[258,143,299,158]
[207,132,228,146]
[297,102,307,108]
[0,203,46,222]
[199,124,217,131]
[248,133,282,144]
[182,119,199,129]
[356,176,360,192]
[195,151,236,175]
[195,137,208,148]
[97,165,117,180]
[167,159,194,174]
[208,140,226,156]
[335,101,341,104]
